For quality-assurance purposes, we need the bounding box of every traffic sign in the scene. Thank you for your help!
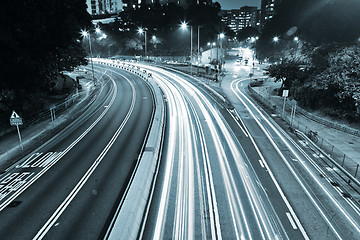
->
[10,110,23,126]
[282,89,289,97]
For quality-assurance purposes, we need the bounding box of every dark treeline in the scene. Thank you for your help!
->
[259,0,360,122]
[0,0,92,125]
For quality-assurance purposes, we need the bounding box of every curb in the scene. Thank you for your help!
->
[94,59,165,240]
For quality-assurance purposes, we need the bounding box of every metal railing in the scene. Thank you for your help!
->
[248,85,360,183]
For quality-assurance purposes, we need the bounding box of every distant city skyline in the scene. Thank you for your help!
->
[217,0,261,10]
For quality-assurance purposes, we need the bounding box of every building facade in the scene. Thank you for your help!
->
[86,0,123,15]
[221,6,259,33]
[122,0,212,11]
[260,0,279,29]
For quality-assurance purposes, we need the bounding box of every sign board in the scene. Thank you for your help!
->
[10,110,23,126]
[282,90,289,97]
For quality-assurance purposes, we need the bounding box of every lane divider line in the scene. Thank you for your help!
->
[33,73,136,239]
[0,69,117,212]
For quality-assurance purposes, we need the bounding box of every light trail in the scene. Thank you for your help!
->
[231,77,360,239]
[138,64,283,239]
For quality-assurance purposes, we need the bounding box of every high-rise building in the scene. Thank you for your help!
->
[86,0,123,15]
[260,0,279,29]
[221,6,259,33]
[121,0,211,11]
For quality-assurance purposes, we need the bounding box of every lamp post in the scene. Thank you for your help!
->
[293,36,299,58]
[218,33,225,77]
[81,30,95,86]
[181,22,193,75]
[138,28,147,59]
[197,26,202,74]
[250,36,258,76]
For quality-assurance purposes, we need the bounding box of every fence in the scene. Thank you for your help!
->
[248,85,360,183]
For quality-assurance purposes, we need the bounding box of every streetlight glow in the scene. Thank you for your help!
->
[294,36,299,42]
[138,28,144,34]
[95,28,101,33]
[181,22,187,30]
[273,36,279,42]
[152,35,156,40]
[219,33,225,39]
[81,30,88,37]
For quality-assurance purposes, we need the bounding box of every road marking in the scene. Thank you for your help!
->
[258,160,265,168]
[34,70,136,240]
[286,212,298,229]
[298,140,307,147]
[233,79,355,239]
[231,79,310,240]
[0,172,34,202]
[16,152,61,169]
[0,68,117,212]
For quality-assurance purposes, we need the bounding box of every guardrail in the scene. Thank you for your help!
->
[94,59,166,240]
[0,76,93,139]
[295,129,360,188]
[248,85,360,185]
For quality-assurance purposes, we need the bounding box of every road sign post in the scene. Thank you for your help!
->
[282,90,289,117]
[10,110,23,150]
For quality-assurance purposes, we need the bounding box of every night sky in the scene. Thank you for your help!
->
[217,0,261,10]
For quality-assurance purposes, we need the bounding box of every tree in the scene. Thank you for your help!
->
[265,60,305,94]
[0,0,92,92]
[0,0,92,123]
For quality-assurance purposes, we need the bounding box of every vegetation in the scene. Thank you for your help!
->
[0,0,92,126]
[95,2,230,57]
[262,0,360,122]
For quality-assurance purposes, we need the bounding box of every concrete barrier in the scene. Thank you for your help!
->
[94,59,165,240]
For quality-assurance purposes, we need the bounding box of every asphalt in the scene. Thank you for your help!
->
[164,56,360,180]
[0,72,96,172]
[222,59,360,180]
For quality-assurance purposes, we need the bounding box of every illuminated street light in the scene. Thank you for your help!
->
[273,36,279,42]
[95,28,101,33]
[181,22,187,30]
[138,27,147,58]
[293,37,300,58]
[217,33,225,82]
[180,21,193,75]
[152,35,156,40]
[81,30,88,37]
[81,30,95,85]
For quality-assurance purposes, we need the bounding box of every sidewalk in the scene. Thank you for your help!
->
[0,74,95,172]
[220,58,360,180]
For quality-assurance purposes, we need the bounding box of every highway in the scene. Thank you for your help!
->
[2,59,360,240]
[134,64,303,239]
[134,61,360,240]
[0,65,154,239]
[225,75,360,240]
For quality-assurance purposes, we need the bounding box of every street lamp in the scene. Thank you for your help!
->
[81,30,95,86]
[180,21,193,75]
[273,36,279,43]
[250,36,259,76]
[218,33,225,77]
[138,27,147,58]
[293,36,299,58]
